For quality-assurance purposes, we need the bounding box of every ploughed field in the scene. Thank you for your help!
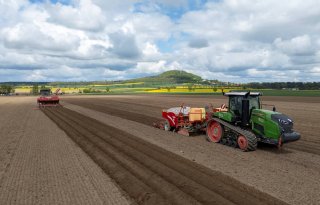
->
[64,95,320,156]
[0,95,319,205]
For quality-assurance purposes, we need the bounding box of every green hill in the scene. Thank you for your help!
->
[128,70,202,84]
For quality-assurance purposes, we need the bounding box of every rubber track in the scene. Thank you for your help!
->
[43,107,287,205]
[211,118,258,151]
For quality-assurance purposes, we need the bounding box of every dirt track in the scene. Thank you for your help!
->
[43,107,286,205]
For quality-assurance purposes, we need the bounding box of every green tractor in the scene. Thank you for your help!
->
[206,92,300,151]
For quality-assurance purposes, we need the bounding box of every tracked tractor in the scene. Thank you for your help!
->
[37,88,60,108]
[206,92,300,151]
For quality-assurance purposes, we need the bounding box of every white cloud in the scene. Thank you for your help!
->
[274,35,314,55]
[133,60,167,74]
[0,0,320,82]
[103,69,126,80]
[76,38,112,58]
[142,42,159,56]
[128,12,174,41]
[2,22,81,51]
[188,38,209,48]
[48,0,106,31]
[310,67,320,76]
[109,31,140,58]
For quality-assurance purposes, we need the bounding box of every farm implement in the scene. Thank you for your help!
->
[153,106,208,136]
[154,92,300,151]
[37,88,61,108]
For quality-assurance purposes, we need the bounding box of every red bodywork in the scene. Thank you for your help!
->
[162,111,178,127]
[161,107,208,135]
[37,95,60,107]
[156,104,227,136]
[37,88,61,107]
[37,95,59,104]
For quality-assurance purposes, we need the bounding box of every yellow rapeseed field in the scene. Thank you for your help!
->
[147,88,231,93]
[15,88,32,93]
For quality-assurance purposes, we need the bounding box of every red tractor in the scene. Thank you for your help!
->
[37,88,60,108]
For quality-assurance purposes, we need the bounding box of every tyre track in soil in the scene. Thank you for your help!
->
[286,141,320,156]
[63,100,160,127]
[43,107,286,205]
[64,100,320,156]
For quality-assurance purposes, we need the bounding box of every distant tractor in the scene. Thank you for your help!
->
[206,92,300,151]
[37,88,60,108]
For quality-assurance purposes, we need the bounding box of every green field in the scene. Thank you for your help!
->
[240,89,320,97]
[13,83,320,97]
[76,86,320,96]
[8,70,320,97]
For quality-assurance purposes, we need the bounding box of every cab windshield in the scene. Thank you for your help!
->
[229,95,260,117]
[40,89,51,96]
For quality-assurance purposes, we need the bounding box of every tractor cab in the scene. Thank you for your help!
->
[37,88,60,107]
[40,88,51,96]
[227,92,261,124]
[214,92,262,127]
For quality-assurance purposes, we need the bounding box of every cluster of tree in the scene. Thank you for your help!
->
[0,85,14,94]
[245,82,320,90]
[0,82,48,86]
[32,85,39,95]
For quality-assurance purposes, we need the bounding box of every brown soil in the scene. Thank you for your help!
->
[63,95,320,156]
[43,107,286,205]
[0,97,130,205]
[61,95,320,205]
[1,95,319,205]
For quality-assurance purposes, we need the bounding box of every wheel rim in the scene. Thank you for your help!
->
[207,121,223,142]
[237,135,248,150]
[164,120,170,131]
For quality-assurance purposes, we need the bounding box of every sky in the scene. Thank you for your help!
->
[0,0,320,82]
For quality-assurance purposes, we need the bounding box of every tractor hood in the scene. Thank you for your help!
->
[251,109,300,143]
[252,109,295,133]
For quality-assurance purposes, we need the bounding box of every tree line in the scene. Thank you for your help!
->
[0,85,14,94]
[244,82,320,90]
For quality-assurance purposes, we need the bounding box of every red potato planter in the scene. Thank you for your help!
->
[154,105,211,136]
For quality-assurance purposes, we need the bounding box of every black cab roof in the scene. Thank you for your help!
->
[223,91,262,96]
[40,88,51,91]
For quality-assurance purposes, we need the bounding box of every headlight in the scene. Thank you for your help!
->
[278,119,289,125]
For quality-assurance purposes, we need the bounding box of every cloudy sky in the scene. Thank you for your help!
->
[0,0,320,82]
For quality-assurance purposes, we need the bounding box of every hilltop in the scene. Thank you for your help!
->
[127,70,203,84]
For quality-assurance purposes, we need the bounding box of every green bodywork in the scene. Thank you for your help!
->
[250,109,280,140]
[213,94,281,143]
[214,111,233,122]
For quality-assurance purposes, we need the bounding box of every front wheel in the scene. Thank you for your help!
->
[164,119,172,131]
[206,120,224,142]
